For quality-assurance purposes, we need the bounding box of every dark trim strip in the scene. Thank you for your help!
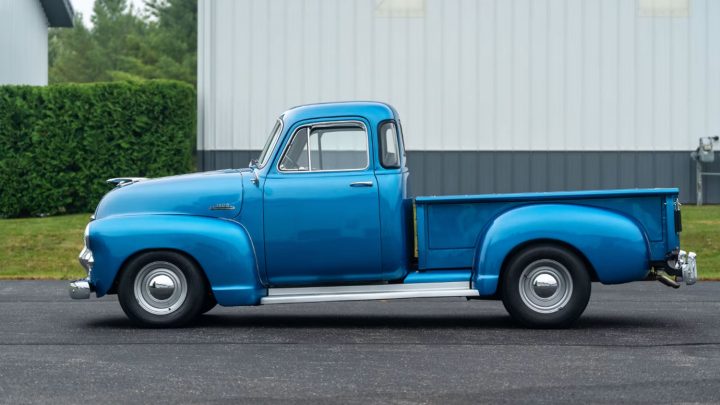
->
[197,150,720,204]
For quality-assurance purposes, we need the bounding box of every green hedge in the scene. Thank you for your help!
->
[0,81,195,218]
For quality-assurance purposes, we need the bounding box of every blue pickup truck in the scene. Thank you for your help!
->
[70,102,697,328]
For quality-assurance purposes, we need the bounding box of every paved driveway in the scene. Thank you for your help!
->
[0,281,718,404]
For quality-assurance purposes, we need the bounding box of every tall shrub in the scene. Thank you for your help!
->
[0,81,195,217]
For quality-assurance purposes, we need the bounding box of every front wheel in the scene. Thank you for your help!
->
[118,251,207,328]
[200,294,217,314]
[501,244,591,328]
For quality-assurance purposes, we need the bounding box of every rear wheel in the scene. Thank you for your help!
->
[501,244,591,328]
[118,251,207,328]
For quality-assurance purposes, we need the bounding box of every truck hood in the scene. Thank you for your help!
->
[94,169,247,220]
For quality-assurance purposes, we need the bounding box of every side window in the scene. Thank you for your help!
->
[279,123,368,172]
[279,127,310,171]
[309,126,368,171]
[379,121,400,168]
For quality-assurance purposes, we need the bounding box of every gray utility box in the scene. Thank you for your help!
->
[697,137,717,163]
[693,136,720,205]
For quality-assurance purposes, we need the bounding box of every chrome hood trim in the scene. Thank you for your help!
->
[107,177,148,188]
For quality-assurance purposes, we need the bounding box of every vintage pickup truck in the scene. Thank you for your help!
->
[70,102,698,328]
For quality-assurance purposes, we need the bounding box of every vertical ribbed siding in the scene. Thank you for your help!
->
[0,0,49,85]
[405,151,707,202]
[198,0,720,152]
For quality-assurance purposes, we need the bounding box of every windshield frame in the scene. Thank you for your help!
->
[257,117,284,169]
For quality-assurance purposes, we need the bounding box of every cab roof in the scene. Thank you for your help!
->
[281,101,398,126]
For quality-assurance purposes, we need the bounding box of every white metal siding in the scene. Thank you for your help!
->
[198,0,720,152]
[0,0,49,85]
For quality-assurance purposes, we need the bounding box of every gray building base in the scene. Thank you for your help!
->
[198,150,720,204]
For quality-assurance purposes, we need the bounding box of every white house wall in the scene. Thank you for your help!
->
[0,0,49,85]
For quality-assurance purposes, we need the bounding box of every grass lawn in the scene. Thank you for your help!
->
[679,205,720,280]
[0,207,718,280]
[0,213,88,279]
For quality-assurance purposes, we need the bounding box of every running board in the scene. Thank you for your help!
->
[260,281,479,305]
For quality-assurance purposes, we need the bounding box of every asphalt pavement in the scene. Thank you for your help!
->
[0,281,719,404]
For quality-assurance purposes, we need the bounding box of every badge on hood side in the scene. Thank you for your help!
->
[210,203,236,211]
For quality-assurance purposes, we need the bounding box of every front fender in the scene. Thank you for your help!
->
[88,214,265,306]
[473,204,650,296]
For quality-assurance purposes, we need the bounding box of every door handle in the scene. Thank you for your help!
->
[350,181,374,187]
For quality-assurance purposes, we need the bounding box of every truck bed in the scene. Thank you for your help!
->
[414,188,680,271]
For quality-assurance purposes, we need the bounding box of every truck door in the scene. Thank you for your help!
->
[263,120,383,285]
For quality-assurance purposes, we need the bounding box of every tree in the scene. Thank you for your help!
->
[49,16,99,83]
[89,0,149,81]
[48,0,197,86]
[142,0,197,84]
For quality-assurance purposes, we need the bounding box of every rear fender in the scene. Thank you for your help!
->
[88,214,265,306]
[473,204,650,296]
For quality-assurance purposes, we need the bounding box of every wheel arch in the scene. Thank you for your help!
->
[473,203,651,296]
[89,214,265,306]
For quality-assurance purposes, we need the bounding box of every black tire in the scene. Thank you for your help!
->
[500,244,591,328]
[200,293,217,314]
[118,251,207,328]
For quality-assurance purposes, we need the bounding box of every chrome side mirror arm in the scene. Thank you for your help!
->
[248,160,260,186]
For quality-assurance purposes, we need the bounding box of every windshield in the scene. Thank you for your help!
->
[257,118,283,168]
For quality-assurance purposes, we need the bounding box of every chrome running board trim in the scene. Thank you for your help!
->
[261,282,478,305]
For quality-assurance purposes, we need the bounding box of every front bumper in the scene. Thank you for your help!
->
[69,278,92,299]
[69,245,94,299]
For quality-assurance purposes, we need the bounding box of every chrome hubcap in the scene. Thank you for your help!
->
[519,259,573,314]
[134,262,187,316]
[148,274,175,300]
[531,273,559,298]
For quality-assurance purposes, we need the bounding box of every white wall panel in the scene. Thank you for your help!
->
[199,0,720,152]
[232,0,251,150]
[670,9,689,150]
[475,0,495,150]
[546,0,565,150]
[564,0,583,150]
[512,0,530,151]
[529,0,547,151]
[618,0,637,150]
[493,0,512,150]
[707,0,720,144]
[599,0,619,151]
[0,0,49,85]
[688,0,707,149]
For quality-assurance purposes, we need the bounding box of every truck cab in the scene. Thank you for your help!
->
[258,103,410,285]
[70,102,698,329]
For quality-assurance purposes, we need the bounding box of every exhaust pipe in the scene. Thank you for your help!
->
[657,274,680,289]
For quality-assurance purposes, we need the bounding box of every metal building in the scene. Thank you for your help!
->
[0,0,74,85]
[198,0,720,203]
